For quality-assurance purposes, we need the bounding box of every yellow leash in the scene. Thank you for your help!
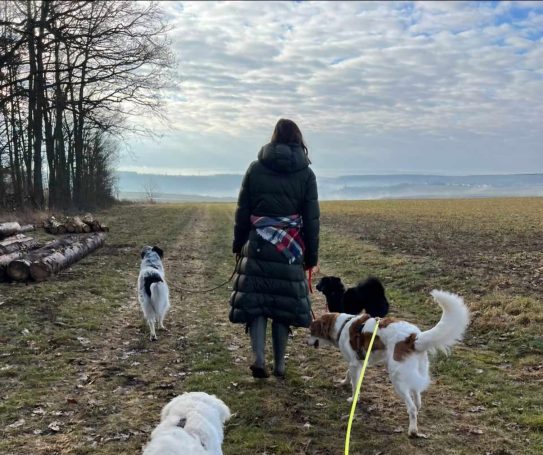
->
[344,317,380,455]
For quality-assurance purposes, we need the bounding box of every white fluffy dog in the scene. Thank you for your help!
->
[143,392,231,455]
[138,245,170,341]
[308,290,470,437]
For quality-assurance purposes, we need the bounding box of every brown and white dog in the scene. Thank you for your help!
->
[307,290,470,438]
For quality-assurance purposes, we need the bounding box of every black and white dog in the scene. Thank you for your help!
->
[316,276,389,317]
[138,246,170,341]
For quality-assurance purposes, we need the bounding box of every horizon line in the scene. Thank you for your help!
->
[116,169,543,178]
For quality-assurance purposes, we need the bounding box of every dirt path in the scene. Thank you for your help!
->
[61,206,219,454]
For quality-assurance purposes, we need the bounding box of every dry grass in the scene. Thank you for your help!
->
[1,198,542,454]
[0,209,52,226]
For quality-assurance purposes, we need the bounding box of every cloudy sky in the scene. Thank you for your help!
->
[120,1,543,177]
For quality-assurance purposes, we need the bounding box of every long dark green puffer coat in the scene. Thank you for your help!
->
[229,142,320,328]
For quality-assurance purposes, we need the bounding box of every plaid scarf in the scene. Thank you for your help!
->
[250,214,305,264]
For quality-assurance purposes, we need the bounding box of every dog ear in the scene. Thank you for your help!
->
[152,246,164,258]
[140,249,147,259]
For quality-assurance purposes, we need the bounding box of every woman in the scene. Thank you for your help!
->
[229,119,320,379]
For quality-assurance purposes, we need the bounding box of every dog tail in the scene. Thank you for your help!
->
[414,290,470,355]
[359,276,385,293]
[358,277,389,317]
[144,274,163,298]
[150,280,169,303]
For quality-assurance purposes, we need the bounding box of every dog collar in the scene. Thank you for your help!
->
[336,316,355,344]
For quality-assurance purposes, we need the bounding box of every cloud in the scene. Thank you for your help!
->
[122,1,543,175]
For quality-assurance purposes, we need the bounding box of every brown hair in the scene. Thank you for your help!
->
[270,118,310,163]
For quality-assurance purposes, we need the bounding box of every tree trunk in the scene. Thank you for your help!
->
[0,222,22,239]
[27,0,45,209]
[44,106,56,209]
[82,213,107,232]
[18,224,35,234]
[72,46,88,209]
[0,223,35,238]
[54,37,70,209]
[8,65,24,206]
[0,251,26,282]
[30,232,106,282]
[5,237,75,282]
[45,217,66,235]
[66,216,90,233]
[0,235,41,255]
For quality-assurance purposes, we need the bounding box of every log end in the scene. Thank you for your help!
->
[29,262,51,282]
[7,260,31,282]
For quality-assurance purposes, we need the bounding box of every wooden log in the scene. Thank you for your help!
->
[82,213,95,227]
[0,222,21,239]
[0,235,41,255]
[6,258,33,282]
[82,214,106,232]
[85,214,110,232]
[0,251,25,281]
[65,217,76,233]
[30,232,106,282]
[18,224,35,234]
[66,216,90,233]
[6,238,74,282]
[45,217,66,235]
[75,216,92,233]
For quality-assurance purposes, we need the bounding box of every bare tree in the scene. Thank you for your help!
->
[0,0,175,210]
[142,178,160,204]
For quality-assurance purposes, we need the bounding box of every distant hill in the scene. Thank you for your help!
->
[116,171,543,202]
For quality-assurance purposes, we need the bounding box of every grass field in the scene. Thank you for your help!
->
[1,198,542,454]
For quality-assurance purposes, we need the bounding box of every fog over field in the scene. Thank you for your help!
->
[117,171,543,202]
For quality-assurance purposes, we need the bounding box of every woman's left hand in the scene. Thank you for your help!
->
[304,261,320,274]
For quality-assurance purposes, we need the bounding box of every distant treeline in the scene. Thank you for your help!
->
[117,171,543,202]
[0,1,174,210]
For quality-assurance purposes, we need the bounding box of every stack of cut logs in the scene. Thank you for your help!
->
[0,217,106,283]
[45,214,109,234]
